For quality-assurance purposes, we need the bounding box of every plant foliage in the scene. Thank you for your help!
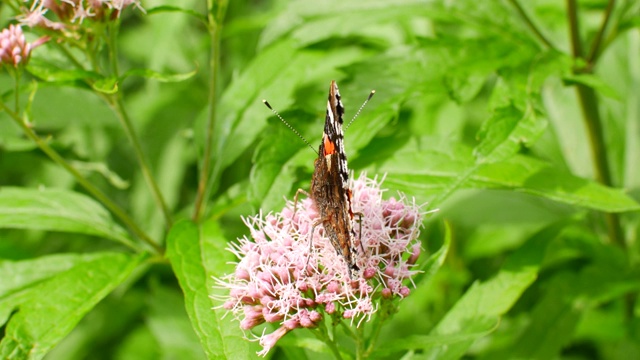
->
[0,0,639,359]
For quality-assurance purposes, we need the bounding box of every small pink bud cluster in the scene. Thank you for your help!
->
[0,25,39,67]
[214,174,426,356]
[18,0,144,28]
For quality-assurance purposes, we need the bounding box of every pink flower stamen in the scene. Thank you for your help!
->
[214,173,428,356]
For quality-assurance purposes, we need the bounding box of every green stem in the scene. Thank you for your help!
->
[53,41,85,70]
[103,20,173,229]
[362,300,394,358]
[586,0,616,66]
[14,69,20,113]
[192,0,229,222]
[599,0,636,58]
[507,0,556,50]
[355,324,365,360]
[566,0,584,58]
[314,321,344,360]
[3,0,20,13]
[334,317,367,359]
[566,0,624,248]
[363,313,384,357]
[107,22,120,77]
[566,0,630,318]
[338,318,357,339]
[0,102,160,254]
[109,95,173,229]
[572,84,626,254]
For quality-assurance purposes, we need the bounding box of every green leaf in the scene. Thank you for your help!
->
[444,72,487,103]
[26,64,100,83]
[92,77,118,94]
[414,221,451,285]
[166,219,251,359]
[146,285,207,360]
[0,254,95,297]
[375,322,498,357]
[250,47,436,210]
[68,161,130,189]
[380,139,640,212]
[249,131,309,212]
[27,86,117,127]
[120,68,197,83]
[145,5,207,23]
[474,103,547,163]
[0,292,30,331]
[114,325,160,360]
[258,0,437,49]
[277,335,331,355]
[0,254,101,327]
[474,156,640,212]
[28,55,195,89]
[372,223,454,356]
[0,187,137,250]
[423,223,561,359]
[43,286,153,359]
[488,225,640,358]
[203,38,371,197]
[287,2,436,48]
[499,274,582,359]
[0,252,144,360]
[562,74,622,100]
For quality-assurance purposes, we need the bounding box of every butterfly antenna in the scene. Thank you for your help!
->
[263,100,318,155]
[346,90,375,129]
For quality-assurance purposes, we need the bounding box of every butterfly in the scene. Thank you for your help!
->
[264,81,374,278]
[309,80,359,277]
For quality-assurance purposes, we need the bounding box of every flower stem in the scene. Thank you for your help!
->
[0,102,159,254]
[14,70,20,113]
[103,21,173,229]
[566,0,584,58]
[107,22,120,78]
[53,41,85,70]
[355,324,365,360]
[108,95,173,229]
[572,86,624,244]
[363,314,384,357]
[338,318,357,339]
[193,0,229,222]
[565,0,625,248]
[362,300,394,358]
[315,321,344,360]
[587,0,616,66]
[566,0,631,319]
[507,0,556,50]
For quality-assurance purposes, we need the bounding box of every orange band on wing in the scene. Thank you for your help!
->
[323,136,336,155]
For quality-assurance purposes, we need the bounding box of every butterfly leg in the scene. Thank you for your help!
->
[353,211,366,254]
[292,188,310,219]
[303,219,321,276]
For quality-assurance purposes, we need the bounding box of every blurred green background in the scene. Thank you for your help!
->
[1,0,640,359]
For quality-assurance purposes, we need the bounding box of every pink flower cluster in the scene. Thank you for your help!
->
[215,174,426,356]
[0,25,47,67]
[18,0,144,28]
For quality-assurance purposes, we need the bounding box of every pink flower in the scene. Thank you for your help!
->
[106,0,144,12]
[257,326,289,357]
[17,2,56,29]
[70,1,96,23]
[214,173,430,356]
[18,0,144,27]
[0,25,48,67]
